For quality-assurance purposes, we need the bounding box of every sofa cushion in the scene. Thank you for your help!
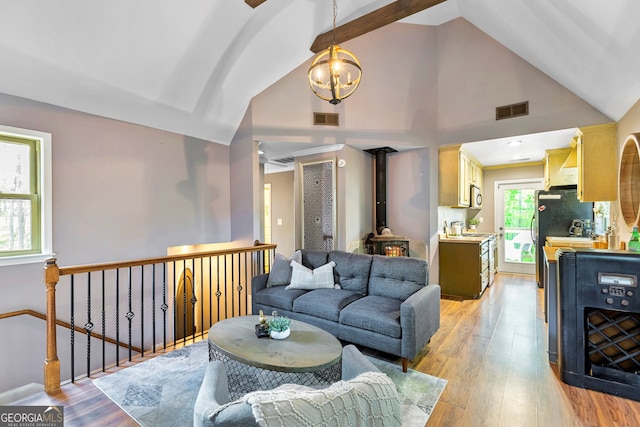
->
[286,261,337,290]
[293,289,363,322]
[368,256,427,301]
[252,286,307,311]
[266,251,302,287]
[328,251,372,295]
[339,295,402,338]
[300,249,329,269]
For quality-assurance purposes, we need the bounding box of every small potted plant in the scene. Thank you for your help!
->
[468,218,480,230]
[268,315,292,340]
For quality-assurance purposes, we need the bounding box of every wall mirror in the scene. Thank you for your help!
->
[619,133,640,229]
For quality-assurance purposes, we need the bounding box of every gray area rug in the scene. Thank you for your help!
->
[93,340,446,427]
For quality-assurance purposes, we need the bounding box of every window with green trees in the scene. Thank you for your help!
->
[504,188,536,263]
[0,135,41,256]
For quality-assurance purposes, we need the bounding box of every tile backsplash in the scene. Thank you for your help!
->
[438,207,467,233]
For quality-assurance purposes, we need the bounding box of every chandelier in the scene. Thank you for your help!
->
[308,0,362,105]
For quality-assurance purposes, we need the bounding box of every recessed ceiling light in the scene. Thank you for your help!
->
[507,140,522,146]
[510,154,530,161]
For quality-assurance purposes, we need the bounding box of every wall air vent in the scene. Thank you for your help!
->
[496,101,529,120]
[272,156,295,164]
[313,112,339,126]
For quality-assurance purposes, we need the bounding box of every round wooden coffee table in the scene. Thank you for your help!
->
[208,315,342,398]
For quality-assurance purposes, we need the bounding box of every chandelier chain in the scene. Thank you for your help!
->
[332,0,338,45]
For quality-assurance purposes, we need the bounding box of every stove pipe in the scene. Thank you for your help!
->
[364,147,397,234]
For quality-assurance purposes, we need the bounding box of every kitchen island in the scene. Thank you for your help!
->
[439,234,497,298]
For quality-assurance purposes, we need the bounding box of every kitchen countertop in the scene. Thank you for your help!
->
[439,233,496,244]
[546,236,595,248]
[543,246,561,263]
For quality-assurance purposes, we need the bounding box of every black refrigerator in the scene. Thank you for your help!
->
[532,187,593,288]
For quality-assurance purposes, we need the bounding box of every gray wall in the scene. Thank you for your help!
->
[230,106,261,245]
[0,92,231,392]
[252,18,608,281]
[266,171,295,257]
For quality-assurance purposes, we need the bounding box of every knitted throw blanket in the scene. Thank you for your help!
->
[243,372,401,427]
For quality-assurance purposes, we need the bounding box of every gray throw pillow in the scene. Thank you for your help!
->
[266,251,302,287]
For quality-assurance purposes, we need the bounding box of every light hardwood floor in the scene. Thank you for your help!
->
[12,273,640,426]
[424,273,640,427]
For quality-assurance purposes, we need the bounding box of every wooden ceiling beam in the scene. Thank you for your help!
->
[310,0,446,53]
[245,0,267,8]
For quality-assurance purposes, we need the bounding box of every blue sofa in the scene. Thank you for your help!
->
[251,250,441,372]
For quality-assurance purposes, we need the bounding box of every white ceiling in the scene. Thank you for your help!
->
[1,0,639,167]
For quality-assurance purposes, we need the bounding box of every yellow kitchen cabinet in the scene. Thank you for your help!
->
[543,147,576,190]
[469,158,483,192]
[439,145,482,207]
[576,122,617,202]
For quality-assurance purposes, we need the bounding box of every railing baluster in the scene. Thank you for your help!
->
[127,266,133,362]
[152,263,156,353]
[191,257,197,342]
[101,270,106,372]
[70,275,75,383]
[182,259,187,344]
[116,269,120,367]
[246,252,250,315]
[140,266,144,356]
[230,255,235,318]
[162,262,167,350]
[208,256,213,329]
[172,260,177,347]
[85,272,94,378]
[43,243,276,391]
[216,256,221,323]
[200,258,204,338]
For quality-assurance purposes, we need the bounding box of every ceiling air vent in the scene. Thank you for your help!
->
[314,112,339,126]
[496,101,529,120]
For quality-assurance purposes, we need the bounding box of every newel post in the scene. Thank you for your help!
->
[44,258,61,394]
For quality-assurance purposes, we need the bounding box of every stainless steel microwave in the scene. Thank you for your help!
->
[471,185,482,208]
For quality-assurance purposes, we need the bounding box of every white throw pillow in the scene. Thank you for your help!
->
[286,260,338,290]
[245,372,401,427]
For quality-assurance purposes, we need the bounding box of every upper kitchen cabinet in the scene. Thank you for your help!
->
[439,145,483,207]
[544,147,576,190]
[576,122,617,202]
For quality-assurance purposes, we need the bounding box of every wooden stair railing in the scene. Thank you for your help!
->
[43,242,276,393]
[0,309,142,353]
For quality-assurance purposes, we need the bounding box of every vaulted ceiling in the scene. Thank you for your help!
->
[1,0,639,152]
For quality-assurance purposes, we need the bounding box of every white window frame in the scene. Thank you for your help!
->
[0,125,53,266]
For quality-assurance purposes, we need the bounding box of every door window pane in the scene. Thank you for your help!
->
[504,189,535,264]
